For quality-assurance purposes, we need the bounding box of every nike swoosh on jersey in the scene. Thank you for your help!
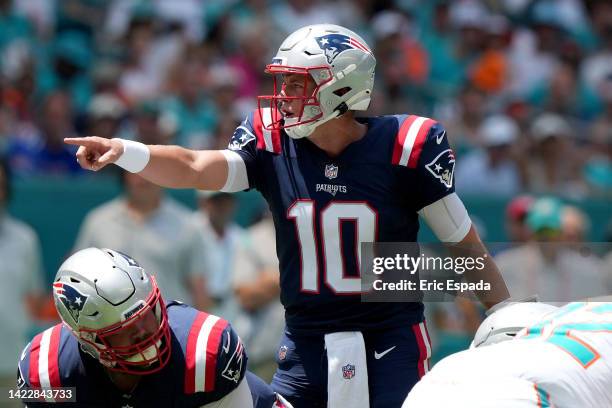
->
[436,131,446,144]
[374,346,396,359]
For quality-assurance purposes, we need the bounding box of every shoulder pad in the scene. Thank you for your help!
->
[252,108,282,154]
[18,324,80,395]
[183,312,231,394]
[391,115,437,168]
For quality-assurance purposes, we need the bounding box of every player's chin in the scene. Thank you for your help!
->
[114,356,164,375]
[115,339,169,373]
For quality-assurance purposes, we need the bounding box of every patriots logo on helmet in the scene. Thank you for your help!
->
[315,34,370,64]
[425,148,455,189]
[53,282,89,323]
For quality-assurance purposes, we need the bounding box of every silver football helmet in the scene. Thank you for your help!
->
[258,24,376,139]
[471,302,558,348]
[53,248,171,374]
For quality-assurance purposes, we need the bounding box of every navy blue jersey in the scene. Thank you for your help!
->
[17,302,247,407]
[228,110,456,333]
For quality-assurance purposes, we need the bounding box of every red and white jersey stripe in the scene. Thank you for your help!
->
[28,324,63,401]
[412,321,432,378]
[184,312,229,394]
[392,115,437,168]
[253,108,282,154]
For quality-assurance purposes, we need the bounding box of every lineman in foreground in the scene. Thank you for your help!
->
[18,247,291,407]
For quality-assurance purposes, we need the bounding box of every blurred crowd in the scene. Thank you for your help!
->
[0,0,610,197]
[427,194,612,363]
[1,0,612,385]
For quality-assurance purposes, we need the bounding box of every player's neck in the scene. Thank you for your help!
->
[105,369,142,394]
[307,115,367,157]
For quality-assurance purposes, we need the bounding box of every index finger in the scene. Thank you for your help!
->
[64,137,99,147]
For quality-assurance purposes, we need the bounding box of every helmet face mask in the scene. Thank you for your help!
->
[257,65,333,135]
[53,248,172,375]
[257,24,376,139]
[78,278,171,375]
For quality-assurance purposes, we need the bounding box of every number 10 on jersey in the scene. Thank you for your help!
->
[288,200,377,293]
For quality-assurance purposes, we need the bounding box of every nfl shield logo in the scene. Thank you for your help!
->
[342,364,355,380]
[325,164,339,179]
[278,345,288,361]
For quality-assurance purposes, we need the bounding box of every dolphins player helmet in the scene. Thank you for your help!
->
[471,302,558,348]
[258,24,376,139]
[52,248,171,374]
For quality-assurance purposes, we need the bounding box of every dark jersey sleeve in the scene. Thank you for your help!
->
[211,323,247,396]
[414,122,456,210]
[186,320,248,406]
[226,111,264,191]
[245,371,277,408]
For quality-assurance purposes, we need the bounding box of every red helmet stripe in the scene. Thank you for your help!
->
[349,37,370,53]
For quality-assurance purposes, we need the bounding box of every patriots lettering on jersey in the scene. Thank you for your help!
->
[228,126,256,150]
[316,183,347,196]
[425,149,455,189]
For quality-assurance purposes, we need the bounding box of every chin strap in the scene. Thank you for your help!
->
[285,109,341,139]
[285,88,371,139]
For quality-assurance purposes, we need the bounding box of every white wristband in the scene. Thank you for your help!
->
[113,138,150,173]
